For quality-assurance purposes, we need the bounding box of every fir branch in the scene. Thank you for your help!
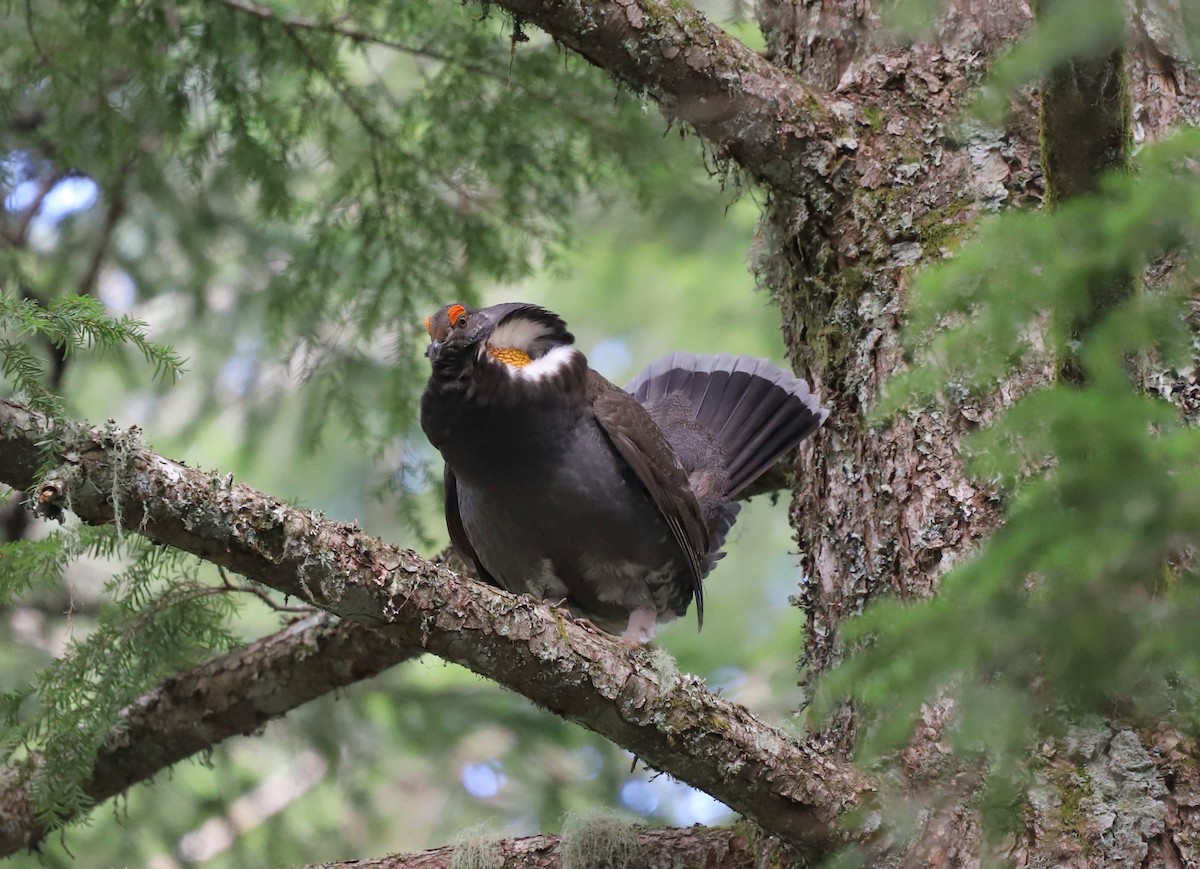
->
[455,0,834,195]
[0,524,112,605]
[0,613,420,856]
[0,291,185,408]
[213,0,490,70]
[10,540,241,829]
[221,0,846,197]
[0,399,873,853]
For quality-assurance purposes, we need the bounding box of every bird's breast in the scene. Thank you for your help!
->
[424,393,588,488]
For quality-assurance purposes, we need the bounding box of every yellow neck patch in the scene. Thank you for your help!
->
[487,346,532,367]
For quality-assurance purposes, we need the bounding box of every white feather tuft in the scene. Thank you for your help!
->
[518,345,578,381]
[487,317,548,352]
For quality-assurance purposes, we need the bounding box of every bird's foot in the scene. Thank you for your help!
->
[552,601,603,634]
[572,615,601,633]
[619,606,658,647]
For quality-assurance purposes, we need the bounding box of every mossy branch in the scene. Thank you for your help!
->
[0,399,871,852]
[465,0,836,196]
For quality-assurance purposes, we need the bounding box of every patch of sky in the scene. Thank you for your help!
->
[461,759,508,800]
[6,175,99,223]
[620,773,733,826]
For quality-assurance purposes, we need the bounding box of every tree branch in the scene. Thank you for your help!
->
[0,612,421,857]
[0,400,872,852]
[215,0,840,197]
[298,823,800,868]
[474,0,832,196]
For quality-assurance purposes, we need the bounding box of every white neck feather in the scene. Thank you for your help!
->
[487,318,547,352]
[517,345,578,381]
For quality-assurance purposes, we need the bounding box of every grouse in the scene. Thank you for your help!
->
[419,302,828,644]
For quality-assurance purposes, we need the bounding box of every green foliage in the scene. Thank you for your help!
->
[0,532,239,829]
[880,133,1200,410]
[0,291,183,415]
[3,0,685,469]
[0,525,114,606]
[818,129,1200,841]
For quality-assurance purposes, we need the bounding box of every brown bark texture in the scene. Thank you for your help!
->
[297,823,800,869]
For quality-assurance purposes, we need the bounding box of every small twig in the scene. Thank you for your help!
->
[215,0,470,62]
[23,0,49,67]
[218,566,318,614]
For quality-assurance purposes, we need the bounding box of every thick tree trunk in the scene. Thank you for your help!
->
[764,0,1036,681]
[759,0,1200,864]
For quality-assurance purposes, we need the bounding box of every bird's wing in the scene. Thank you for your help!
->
[444,466,497,586]
[590,373,710,628]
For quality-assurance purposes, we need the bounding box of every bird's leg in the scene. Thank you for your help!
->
[620,605,658,647]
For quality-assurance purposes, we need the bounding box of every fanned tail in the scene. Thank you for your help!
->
[625,352,828,498]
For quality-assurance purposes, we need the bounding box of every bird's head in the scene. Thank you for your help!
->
[424,302,576,376]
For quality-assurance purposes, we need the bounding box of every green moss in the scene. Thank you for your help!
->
[553,611,570,642]
[1040,46,1132,207]
[862,105,885,131]
[728,820,808,868]
[914,198,977,254]
[646,647,679,691]
[839,267,867,296]
[1047,763,1095,847]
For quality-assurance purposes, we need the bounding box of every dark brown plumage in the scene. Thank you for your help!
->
[419,302,827,644]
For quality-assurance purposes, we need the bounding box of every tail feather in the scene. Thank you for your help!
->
[726,406,822,494]
[626,352,828,499]
[717,373,779,440]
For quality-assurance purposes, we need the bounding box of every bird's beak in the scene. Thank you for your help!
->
[425,340,443,361]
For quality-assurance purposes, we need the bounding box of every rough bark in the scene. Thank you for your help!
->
[763,1,1040,684]
[0,399,871,853]
[0,614,420,858]
[298,823,801,868]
